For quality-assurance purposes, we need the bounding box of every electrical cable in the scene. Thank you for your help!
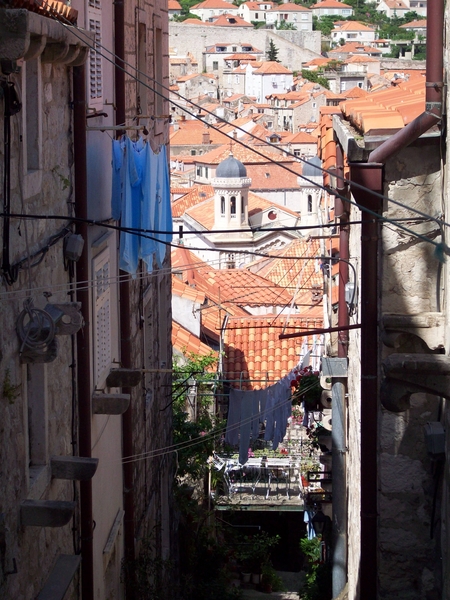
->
[119,376,320,465]
[33,1,450,240]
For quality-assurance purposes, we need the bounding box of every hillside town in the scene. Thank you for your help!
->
[0,1,449,600]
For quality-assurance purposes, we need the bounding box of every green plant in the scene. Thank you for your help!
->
[299,538,332,600]
[172,350,221,482]
[2,369,20,404]
[237,532,280,573]
[52,166,70,191]
[267,39,280,62]
[261,563,285,592]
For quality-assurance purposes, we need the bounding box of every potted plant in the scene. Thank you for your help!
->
[240,532,280,583]
[290,366,323,411]
[260,562,284,594]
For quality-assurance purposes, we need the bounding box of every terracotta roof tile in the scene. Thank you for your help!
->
[172,276,206,304]
[399,19,427,28]
[332,21,374,31]
[268,2,311,10]
[252,61,293,75]
[172,321,217,358]
[172,185,215,217]
[209,13,253,26]
[312,0,352,6]
[224,314,323,389]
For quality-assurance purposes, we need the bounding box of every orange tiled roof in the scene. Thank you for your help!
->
[10,0,78,23]
[172,321,216,358]
[329,42,381,55]
[399,19,427,28]
[246,238,323,299]
[312,0,352,6]
[345,55,379,64]
[172,276,206,304]
[252,61,293,75]
[246,162,303,190]
[332,21,375,32]
[168,0,182,9]
[172,185,215,217]
[382,0,409,8]
[241,1,275,8]
[269,2,311,10]
[182,18,209,24]
[170,122,231,146]
[340,79,426,134]
[282,131,318,144]
[192,0,237,8]
[210,13,253,26]
[344,86,369,99]
[224,314,323,390]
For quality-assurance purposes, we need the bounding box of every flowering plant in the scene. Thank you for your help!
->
[290,366,322,409]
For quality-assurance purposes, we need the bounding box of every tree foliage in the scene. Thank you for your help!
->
[301,69,330,90]
[267,38,280,62]
[172,351,221,481]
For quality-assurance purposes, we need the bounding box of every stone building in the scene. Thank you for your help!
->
[316,6,449,599]
[0,0,174,598]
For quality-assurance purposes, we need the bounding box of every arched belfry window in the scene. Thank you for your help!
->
[241,195,244,216]
[230,196,236,217]
[307,194,313,213]
[221,196,225,215]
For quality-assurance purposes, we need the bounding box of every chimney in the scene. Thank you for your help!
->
[202,129,211,144]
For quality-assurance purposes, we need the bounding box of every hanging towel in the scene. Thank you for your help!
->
[225,387,241,446]
[119,137,142,275]
[239,392,252,465]
[153,145,172,267]
[111,138,124,220]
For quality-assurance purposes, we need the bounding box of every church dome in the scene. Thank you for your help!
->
[216,153,247,178]
[302,156,322,177]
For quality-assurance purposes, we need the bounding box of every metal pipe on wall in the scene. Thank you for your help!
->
[114,0,137,576]
[73,64,94,600]
[349,163,383,600]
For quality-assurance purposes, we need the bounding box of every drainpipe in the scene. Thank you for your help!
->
[369,0,443,164]
[114,0,136,576]
[73,64,94,600]
[348,163,383,600]
[331,143,349,598]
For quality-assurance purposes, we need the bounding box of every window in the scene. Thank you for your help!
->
[301,13,308,20]
[88,0,102,104]
[221,196,225,215]
[230,196,236,216]
[24,58,42,173]
[232,46,237,51]
[235,75,239,83]
[255,12,259,18]
[191,149,197,155]
[204,167,209,178]
[27,364,48,470]
[154,25,163,117]
[308,194,313,213]
[213,61,218,70]
[93,248,112,385]
[196,166,202,177]
[137,23,147,114]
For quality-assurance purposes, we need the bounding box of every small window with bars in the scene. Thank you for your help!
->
[88,0,102,104]
[89,19,102,101]
[93,249,111,385]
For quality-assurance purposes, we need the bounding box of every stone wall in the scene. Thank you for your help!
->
[169,24,321,74]
[0,60,78,599]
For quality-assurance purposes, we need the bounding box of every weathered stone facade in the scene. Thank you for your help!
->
[1,0,174,597]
